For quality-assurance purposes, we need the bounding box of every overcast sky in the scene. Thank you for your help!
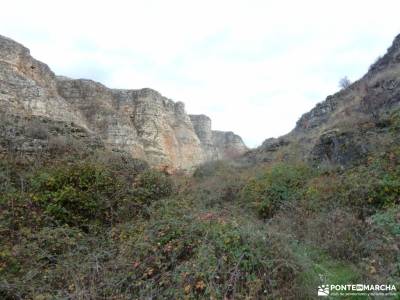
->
[2,0,400,147]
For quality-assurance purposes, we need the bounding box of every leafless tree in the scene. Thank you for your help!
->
[339,76,351,89]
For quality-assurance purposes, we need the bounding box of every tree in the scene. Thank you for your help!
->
[339,76,351,89]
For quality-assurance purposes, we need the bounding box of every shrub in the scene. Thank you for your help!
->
[1,160,173,232]
[191,163,247,209]
[0,160,19,194]
[0,225,93,299]
[93,151,149,180]
[241,163,314,218]
[116,200,303,299]
[302,173,341,212]
[132,170,173,206]
[340,152,400,214]
[310,209,365,261]
[371,205,400,236]
[389,109,400,134]
[193,160,235,179]
[358,206,400,285]
[30,163,127,228]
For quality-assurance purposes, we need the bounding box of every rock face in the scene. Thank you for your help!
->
[189,114,218,160]
[55,79,206,170]
[0,35,247,170]
[189,115,248,160]
[245,33,400,167]
[211,130,249,159]
[309,129,369,166]
[0,35,85,125]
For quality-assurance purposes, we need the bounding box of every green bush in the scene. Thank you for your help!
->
[115,200,303,299]
[132,170,173,206]
[92,150,149,180]
[28,164,174,228]
[241,163,314,218]
[30,163,126,228]
[0,193,45,238]
[0,225,96,299]
[191,166,247,210]
[193,160,235,179]
[371,205,400,236]
[389,109,400,134]
[0,158,30,194]
[341,151,400,213]
[0,161,173,232]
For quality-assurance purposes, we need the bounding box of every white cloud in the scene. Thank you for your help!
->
[2,0,400,147]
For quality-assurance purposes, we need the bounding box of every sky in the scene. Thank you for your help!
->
[2,0,400,147]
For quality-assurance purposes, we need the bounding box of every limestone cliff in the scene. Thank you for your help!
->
[189,115,247,161]
[0,35,247,170]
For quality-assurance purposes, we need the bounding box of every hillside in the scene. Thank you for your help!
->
[1,34,400,299]
[244,34,400,168]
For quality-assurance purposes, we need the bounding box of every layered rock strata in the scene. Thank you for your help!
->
[0,35,247,170]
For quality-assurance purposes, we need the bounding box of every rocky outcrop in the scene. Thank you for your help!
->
[0,35,247,170]
[295,95,339,131]
[0,35,85,125]
[367,34,400,75]
[189,114,218,160]
[189,114,248,160]
[55,79,206,169]
[211,131,248,159]
[310,129,368,166]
